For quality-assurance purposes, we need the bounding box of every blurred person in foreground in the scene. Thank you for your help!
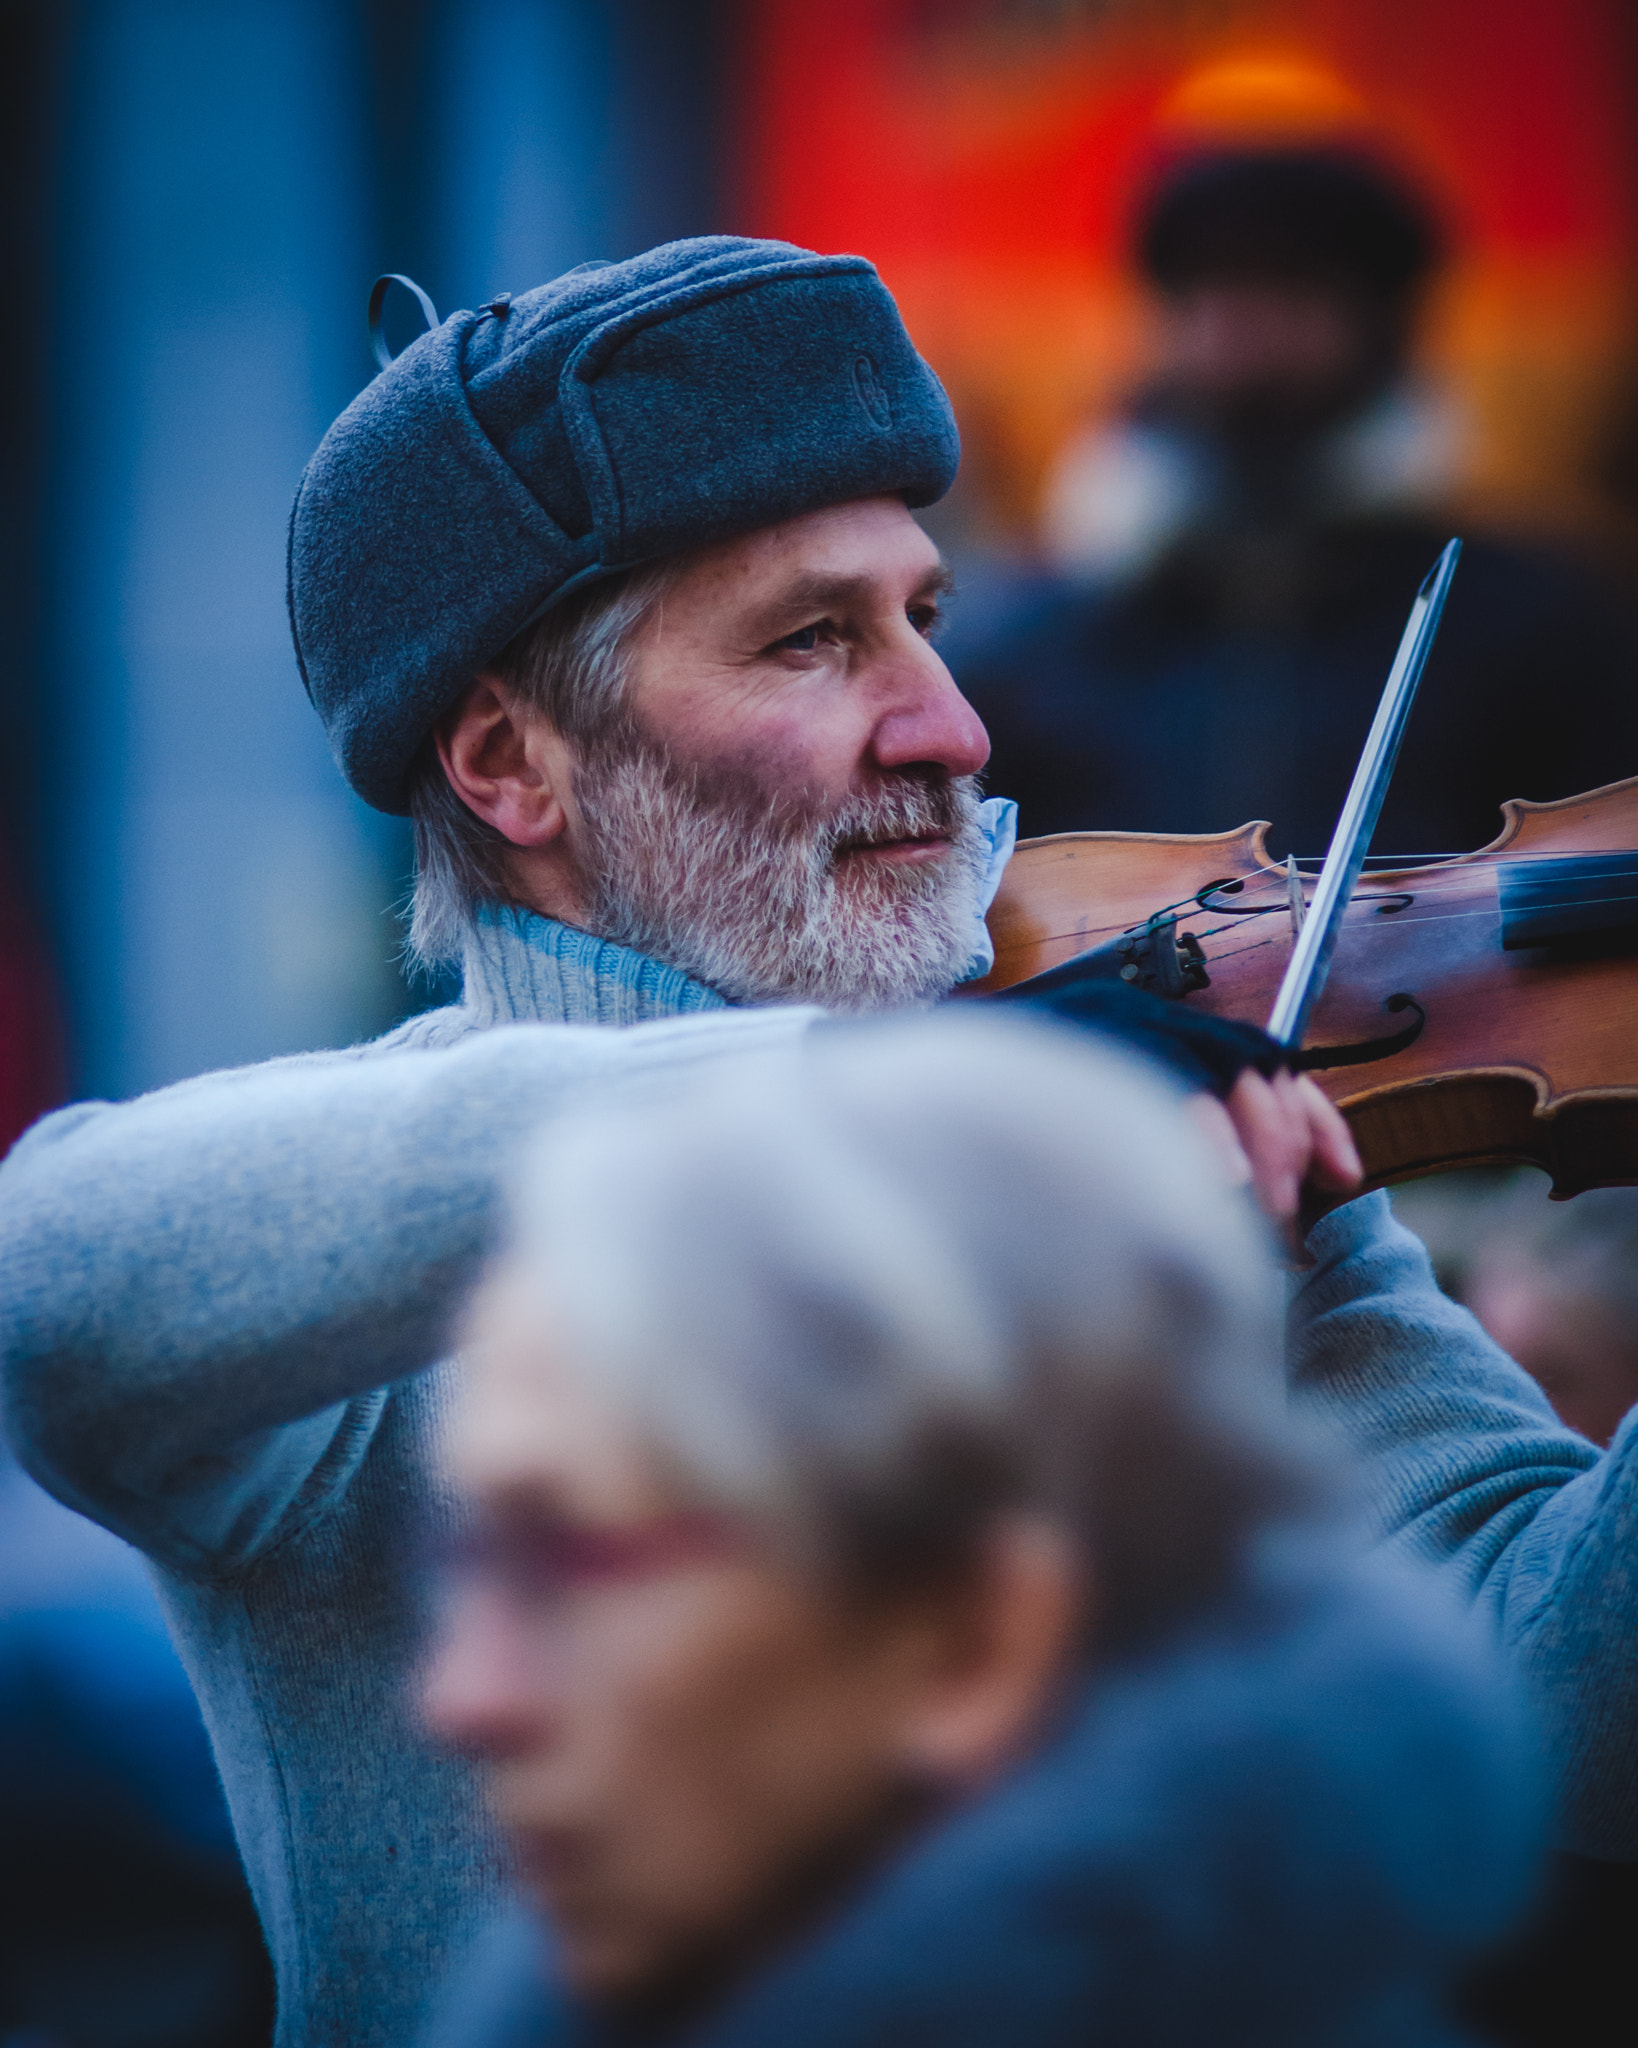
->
[0,237,1360,2048]
[955,146,1638,855]
[421,1014,1537,2048]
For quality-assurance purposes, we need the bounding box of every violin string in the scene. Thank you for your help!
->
[1194,933,1278,966]
[1179,848,1638,902]
[1008,855,1638,956]
[1216,860,1638,913]
[1010,890,1615,964]
[1286,849,1638,864]
[1343,889,1638,931]
[1199,889,1638,938]
[1331,904,1496,929]
[1357,859,1638,894]
[1209,891,1638,931]
[1020,890,1499,955]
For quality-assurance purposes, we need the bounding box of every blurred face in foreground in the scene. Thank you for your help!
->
[423,1271,1079,2023]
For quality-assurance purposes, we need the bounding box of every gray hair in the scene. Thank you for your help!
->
[404,562,679,969]
[491,1012,1315,1656]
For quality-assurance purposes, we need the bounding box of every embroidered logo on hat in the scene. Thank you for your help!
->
[852,353,893,431]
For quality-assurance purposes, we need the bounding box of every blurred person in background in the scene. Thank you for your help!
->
[954,146,1638,856]
[1392,1174,1638,1450]
[0,237,1355,2048]
[421,1014,1538,2048]
[1465,1188,1638,1449]
[0,839,64,1160]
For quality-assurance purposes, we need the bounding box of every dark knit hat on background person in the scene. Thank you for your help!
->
[1137,148,1442,306]
[288,236,961,814]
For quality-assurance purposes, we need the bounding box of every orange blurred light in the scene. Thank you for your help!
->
[1156,53,1373,145]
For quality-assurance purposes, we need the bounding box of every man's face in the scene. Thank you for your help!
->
[623,494,985,821]
[564,497,993,1010]
[423,1281,948,2020]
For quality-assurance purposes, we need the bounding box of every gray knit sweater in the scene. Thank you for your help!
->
[0,910,819,2048]
[1,905,1630,2047]
[1291,1202,1634,1859]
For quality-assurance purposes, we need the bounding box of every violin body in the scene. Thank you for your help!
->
[970,776,1638,1197]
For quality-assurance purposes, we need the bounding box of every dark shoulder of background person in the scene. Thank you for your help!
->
[950,519,1638,860]
[1458,1849,1638,2048]
[1397,524,1638,849]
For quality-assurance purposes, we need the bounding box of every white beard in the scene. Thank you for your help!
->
[573,737,987,1013]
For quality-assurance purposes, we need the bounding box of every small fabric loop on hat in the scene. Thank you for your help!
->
[368,274,442,373]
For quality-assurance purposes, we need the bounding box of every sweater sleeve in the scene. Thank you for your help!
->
[1289,1189,1638,1859]
[0,1008,816,1577]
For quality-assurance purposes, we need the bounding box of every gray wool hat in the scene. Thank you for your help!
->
[288,235,962,814]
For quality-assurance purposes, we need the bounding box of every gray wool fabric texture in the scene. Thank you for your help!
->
[0,918,820,2048]
[288,236,962,812]
[1,908,1636,2044]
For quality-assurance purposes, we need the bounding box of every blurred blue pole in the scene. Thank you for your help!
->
[46,0,728,1103]
[427,0,730,309]
[433,0,615,302]
[50,0,399,1099]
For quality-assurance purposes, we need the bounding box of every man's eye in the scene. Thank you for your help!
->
[775,622,825,654]
[908,602,942,638]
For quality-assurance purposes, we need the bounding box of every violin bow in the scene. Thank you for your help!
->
[1266,538,1463,1050]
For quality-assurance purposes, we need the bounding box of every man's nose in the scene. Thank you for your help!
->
[870,645,991,779]
[421,1593,554,1761]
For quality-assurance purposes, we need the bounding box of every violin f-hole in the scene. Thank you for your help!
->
[1197,877,1253,914]
[1295,992,1427,1072]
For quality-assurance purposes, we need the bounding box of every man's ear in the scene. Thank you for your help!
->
[895,1518,1086,1790]
[436,675,576,849]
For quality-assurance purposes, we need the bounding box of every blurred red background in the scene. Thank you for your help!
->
[734,0,1638,544]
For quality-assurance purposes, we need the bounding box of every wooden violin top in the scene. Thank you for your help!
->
[970,776,1638,1197]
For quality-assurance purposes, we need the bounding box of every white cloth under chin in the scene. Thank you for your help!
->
[961,796,1019,986]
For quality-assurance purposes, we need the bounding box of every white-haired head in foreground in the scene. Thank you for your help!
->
[427,1011,1320,2015]
[457,1011,1307,1654]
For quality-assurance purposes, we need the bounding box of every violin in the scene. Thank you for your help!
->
[967,774,1638,1199]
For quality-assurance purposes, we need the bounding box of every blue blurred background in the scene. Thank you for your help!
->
[0,8,733,2041]
[0,0,734,1122]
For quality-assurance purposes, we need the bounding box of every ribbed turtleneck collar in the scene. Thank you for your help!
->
[455,797,1019,1032]
[460,904,730,1029]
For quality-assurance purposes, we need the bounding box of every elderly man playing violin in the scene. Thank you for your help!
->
[0,236,1602,2048]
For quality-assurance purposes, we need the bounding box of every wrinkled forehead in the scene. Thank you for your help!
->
[642,495,949,633]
